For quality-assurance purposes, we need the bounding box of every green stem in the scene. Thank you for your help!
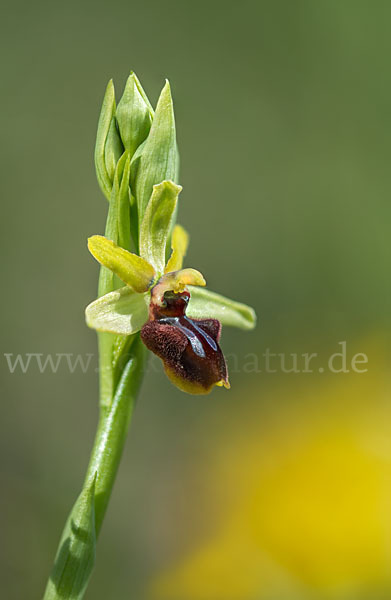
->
[43,335,146,599]
[85,335,146,534]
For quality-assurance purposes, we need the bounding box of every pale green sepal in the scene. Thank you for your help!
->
[187,286,257,330]
[86,288,149,335]
[116,72,153,158]
[89,235,155,293]
[139,180,182,274]
[95,80,116,201]
[130,80,178,226]
[104,117,124,182]
[43,474,97,600]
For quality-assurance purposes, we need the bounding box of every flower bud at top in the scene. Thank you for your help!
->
[116,72,153,159]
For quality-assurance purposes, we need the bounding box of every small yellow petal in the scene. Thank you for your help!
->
[88,235,155,293]
[165,224,189,273]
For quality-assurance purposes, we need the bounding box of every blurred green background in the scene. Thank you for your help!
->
[1,1,390,599]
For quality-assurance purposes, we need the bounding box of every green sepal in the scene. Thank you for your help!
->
[187,286,257,330]
[116,72,153,159]
[104,117,124,183]
[95,80,116,201]
[130,80,178,228]
[86,287,149,335]
[139,180,182,274]
[43,475,97,600]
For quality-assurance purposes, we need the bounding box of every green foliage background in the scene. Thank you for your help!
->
[0,1,389,599]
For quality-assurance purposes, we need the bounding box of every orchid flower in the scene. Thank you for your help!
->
[85,184,256,393]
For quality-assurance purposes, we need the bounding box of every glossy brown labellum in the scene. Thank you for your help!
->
[141,290,229,394]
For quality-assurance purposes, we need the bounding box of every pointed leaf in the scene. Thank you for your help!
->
[165,224,189,273]
[130,80,178,227]
[139,180,182,274]
[86,287,149,335]
[43,475,96,600]
[116,72,153,158]
[187,286,256,330]
[89,235,155,293]
[95,80,116,201]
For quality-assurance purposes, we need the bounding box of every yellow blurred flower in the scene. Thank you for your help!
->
[150,339,391,599]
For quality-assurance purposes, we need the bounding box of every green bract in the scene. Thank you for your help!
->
[94,80,116,201]
[43,475,96,599]
[130,80,179,228]
[139,180,182,274]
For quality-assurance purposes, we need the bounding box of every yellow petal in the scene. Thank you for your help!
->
[88,235,155,293]
[165,224,189,273]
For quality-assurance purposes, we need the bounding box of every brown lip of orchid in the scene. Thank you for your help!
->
[141,280,230,395]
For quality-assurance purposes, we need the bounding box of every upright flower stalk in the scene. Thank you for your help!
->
[43,73,256,599]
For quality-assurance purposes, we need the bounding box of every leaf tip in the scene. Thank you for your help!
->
[105,78,115,101]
